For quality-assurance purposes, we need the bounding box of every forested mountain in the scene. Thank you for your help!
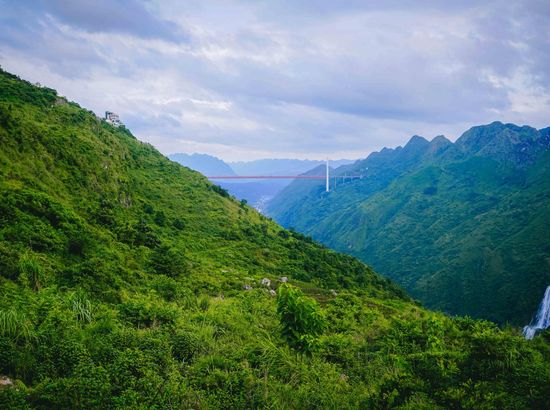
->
[0,70,548,408]
[168,153,237,176]
[268,122,550,326]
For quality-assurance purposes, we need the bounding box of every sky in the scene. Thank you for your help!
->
[1,0,549,161]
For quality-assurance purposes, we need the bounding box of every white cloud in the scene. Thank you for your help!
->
[0,0,548,161]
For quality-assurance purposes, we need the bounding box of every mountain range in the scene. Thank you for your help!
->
[268,122,550,325]
[0,70,548,408]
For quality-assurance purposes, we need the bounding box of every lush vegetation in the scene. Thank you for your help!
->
[268,126,550,326]
[0,69,548,408]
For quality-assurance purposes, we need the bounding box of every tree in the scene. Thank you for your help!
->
[150,244,188,277]
[276,284,326,352]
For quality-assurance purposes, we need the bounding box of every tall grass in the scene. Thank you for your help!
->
[71,293,93,323]
[0,309,33,341]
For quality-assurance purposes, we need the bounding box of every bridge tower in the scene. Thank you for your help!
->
[326,159,329,192]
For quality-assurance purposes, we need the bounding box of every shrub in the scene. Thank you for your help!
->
[91,198,116,227]
[172,331,200,363]
[135,219,160,248]
[276,284,327,352]
[0,242,19,280]
[118,296,178,328]
[210,185,229,198]
[172,218,185,230]
[18,252,48,291]
[154,210,166,226]
[0,383,29,410]
[151,275,179,301]
[150,244,188,278]
[0,310,33,342]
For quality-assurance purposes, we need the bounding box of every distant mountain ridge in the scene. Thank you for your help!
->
[168,155,354,178]
[268,122,550,325]
[445,122,550,165]
[230,158,353,176]
[168,153,237,176]
[169,154,354,212]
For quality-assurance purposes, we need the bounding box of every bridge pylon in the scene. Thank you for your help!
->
[326,159,329,192]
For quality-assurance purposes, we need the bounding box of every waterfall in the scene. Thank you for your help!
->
[523,286,550,340]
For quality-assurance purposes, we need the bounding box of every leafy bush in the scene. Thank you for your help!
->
[172,331,200,363]
[118,296,178,328]
[150,244,188,277]
[18,252,48,291]
[210,184,229,198]
[277,284,327,352]
[0,310,33,342]
[172,218,185,230]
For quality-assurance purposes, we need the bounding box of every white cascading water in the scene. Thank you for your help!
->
[523,285,550,340]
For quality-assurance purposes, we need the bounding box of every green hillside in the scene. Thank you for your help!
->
[0,70,548,408]
[268,124,550,326]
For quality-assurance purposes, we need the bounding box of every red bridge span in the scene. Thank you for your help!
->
[208,175,328,179]
[207,175,362,180]
[207,160,361,192]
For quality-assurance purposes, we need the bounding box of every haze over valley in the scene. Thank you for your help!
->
[168,154,354,211]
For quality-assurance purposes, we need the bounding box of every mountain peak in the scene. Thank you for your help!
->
[431,135,451,145]
[169,152,236,176]
[451,122,547,165]
[406,135,429,147]
[427,135,452,156]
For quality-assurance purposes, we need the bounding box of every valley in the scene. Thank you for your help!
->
[1,69,548,408]
[169,153,353,212]
[267,124,550,326]
[2,1,550,407]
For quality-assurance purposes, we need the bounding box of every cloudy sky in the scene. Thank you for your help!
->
[1,0,549,161]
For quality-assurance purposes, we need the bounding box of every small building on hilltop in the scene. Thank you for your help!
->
[105,111,122,127]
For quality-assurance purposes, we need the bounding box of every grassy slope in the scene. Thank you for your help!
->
[0,70,400,300]
[268,131,550,325]
[0,70,548,409]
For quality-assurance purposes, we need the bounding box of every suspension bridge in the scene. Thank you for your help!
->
[207,160,362,192]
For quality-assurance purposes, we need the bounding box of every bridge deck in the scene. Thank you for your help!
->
[207,175,361,179]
